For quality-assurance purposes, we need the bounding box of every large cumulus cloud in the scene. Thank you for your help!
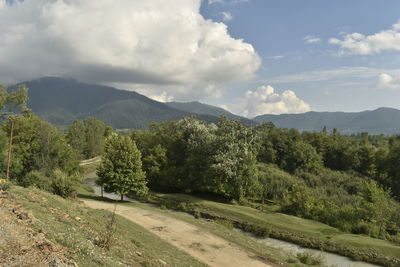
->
[0,0,260,98]
[240,85,312,118]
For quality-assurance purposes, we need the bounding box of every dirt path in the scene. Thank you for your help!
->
[83,200,273,267]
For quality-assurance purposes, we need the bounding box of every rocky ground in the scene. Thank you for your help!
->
[0,190,74,267]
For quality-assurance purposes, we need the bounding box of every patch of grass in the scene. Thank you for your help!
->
[9,186,205,267]
[296,252,325,266]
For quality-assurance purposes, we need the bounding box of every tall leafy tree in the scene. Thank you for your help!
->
[0,84,28,116]
[2,113,79,180]
[97,134,148,200]
[66,120,86,158]
[84,117,107,158]
[66,118,112,159]
[1,84,29,178]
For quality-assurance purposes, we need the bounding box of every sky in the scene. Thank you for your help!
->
[1,0,400,118]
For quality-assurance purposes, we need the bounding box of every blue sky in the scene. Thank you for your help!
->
[200,0,400,114]
[1,0,400,117]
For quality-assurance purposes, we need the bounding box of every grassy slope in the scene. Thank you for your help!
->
[78,185,321,267]
[9,186,205,267]
[143,192,400,266]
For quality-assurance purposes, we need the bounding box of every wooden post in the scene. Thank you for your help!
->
[6,117,14,180]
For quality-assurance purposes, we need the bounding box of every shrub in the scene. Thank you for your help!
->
[0,178,12,191]
[193,209,201,219]
[22,170,51,191]
[50,169,80,198]
[296,252,325,266]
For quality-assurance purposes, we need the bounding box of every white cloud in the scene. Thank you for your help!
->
[374,73,400,89]
[329,20,400,55]
[0,0,260,99]
[220,11,233,22]
[268,55,284,59]
[304,35,321,44]
[149,91,175,103]
[238,85,312,118]
[208,0,249,4]
[217,104,230,111]
[267,67,400,84]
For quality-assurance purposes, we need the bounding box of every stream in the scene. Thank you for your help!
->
[253,235,379,267]
[85,172,380,267]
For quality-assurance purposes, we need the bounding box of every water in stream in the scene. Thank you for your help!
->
[255,237,379,267]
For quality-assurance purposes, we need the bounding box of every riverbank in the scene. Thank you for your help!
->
[139,192,400,266]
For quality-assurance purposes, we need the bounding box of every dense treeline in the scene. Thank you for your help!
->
[66,118,113,159]
[1,85,111,197]
[132,117,400,241]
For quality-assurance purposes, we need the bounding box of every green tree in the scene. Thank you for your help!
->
[0,129,7,175]
[66,120,86,159]
[359,180,395,236]
[208,118,259,200]
[97,134,148,201]
[0,84,28,116]
[281,141,323,174]
[84,117,107,158]
[1,84,29,179]
[2,113,79,180]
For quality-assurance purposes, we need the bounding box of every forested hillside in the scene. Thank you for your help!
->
[21,77,219,129]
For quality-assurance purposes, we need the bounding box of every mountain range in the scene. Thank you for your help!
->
[19,77,247,129]
[14,77,400,135]
[254,108,400,135]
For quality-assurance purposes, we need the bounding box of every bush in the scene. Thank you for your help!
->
[0,179,12,191]
[193,209,201,219]
[296,252,325,266]
[50,169,80,198]
[22,170,51,191]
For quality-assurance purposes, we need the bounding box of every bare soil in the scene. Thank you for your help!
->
[0,190,73,267]
[84,200,274,267]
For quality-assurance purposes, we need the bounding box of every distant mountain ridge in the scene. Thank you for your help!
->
[254,108,400,135]
[14,77,400,134]
[166,101,254,124]
[17,77,231,129]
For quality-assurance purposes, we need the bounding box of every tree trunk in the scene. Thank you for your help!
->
[121,194,124,201]
[101,186,104,198]
[6,118,14,180]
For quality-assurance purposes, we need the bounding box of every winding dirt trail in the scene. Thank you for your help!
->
[83,200,273,267]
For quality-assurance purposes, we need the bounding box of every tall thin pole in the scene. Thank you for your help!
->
[6,117,14,180]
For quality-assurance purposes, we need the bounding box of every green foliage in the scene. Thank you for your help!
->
[256,163,300,202]
[21,169,81,198]
[2,113,79,180]
[296,252,325,266]
[131,116,400,241]
[66,117,111,159]
[0,178,12,191]
[22,170,51,190]
[97,134,148,200]
[51,169,80,198]
[0,85,81,199]
[0,84,28,116]
[0,129,7,175]
[281,141,323,174]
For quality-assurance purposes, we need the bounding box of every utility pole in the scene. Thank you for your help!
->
[6,116,15,180]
